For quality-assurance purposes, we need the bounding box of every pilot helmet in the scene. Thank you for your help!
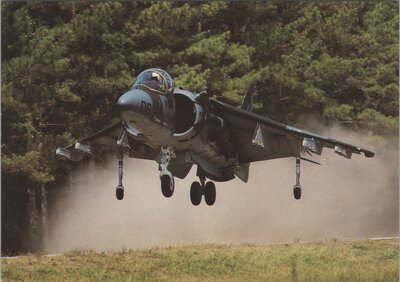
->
[132,68,174,95]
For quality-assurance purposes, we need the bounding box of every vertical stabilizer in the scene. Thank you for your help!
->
[240,83,254,112]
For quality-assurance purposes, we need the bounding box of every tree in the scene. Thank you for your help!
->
[1,2,398,255]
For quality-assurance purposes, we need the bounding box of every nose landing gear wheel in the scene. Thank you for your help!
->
[161,175,174,198]
[116,186,124,200]
[293,185,302,200]
[204,181,216,206]
[190,181,202,206]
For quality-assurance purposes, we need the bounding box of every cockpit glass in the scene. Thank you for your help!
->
[132,68,174,95]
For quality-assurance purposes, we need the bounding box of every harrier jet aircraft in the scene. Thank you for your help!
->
[56,68,374,206]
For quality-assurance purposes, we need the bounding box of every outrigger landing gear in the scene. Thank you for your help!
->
[190,168,216,206]
[159,146,175,198]
[293,157,302,200]
[116,158,124,200]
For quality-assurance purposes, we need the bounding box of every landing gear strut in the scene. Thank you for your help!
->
[190,168,216,206]
[159,146,175,198]
[116,158,124,200]
[115,130,129,200]
[293,157,302,200]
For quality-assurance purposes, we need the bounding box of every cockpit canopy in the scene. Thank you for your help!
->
[132,68,174,95]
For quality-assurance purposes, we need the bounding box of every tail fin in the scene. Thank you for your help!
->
[240,83,254,112]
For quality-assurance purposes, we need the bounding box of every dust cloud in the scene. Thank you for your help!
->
[44,126,398,253]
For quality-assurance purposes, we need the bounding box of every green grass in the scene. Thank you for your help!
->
[2,239,398,281]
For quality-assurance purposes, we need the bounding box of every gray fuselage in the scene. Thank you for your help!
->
[117,87,236,181]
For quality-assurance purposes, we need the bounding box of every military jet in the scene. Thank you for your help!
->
[56,68,374,206]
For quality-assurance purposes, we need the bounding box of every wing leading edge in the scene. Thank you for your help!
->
[210,99,374,163]
[56,120,123,161]
[56,120,157,162]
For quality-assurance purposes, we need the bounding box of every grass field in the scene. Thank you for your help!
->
[2,239,398,281]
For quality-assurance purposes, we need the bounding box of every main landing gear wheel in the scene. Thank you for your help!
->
[190,181,202,206]
[116,186,124,200]
[293,185,302,200]
[204,181,216,206]
[161,174,174,198]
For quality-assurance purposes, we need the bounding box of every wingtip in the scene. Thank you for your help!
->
[364,151,375,158]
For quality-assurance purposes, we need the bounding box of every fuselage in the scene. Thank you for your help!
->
[117,86,236,182]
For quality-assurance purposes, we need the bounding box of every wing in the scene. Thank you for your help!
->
[56,120,157,161]
[211,99,374,163]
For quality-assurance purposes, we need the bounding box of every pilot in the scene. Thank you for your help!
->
[133,68,174,95]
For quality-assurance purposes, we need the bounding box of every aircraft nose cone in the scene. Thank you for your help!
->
[117,89,153,115]
[117,91,134,112]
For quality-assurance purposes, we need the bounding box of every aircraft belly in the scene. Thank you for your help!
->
[126,117,173,149]
[123,111,233,180]
[186,135,235,181]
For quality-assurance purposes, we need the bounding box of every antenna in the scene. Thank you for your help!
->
[240,82,254,112]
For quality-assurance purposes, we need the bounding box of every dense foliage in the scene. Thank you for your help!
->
[1,2,398,254]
